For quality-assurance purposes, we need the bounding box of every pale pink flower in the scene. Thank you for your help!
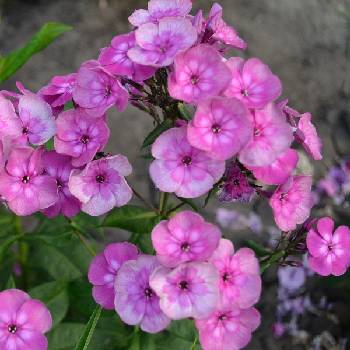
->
[88,242,138,310]
[69,155,132,216]
[0,289,52,350]
[195,305,261,350]
[247,148,299,185]
[209,239,261,308]
[295,113,322,161]
[72,60,129,117]
[269,175,313,232]
[149,126,225,198]
[150,261,220,320]
[42,151,81,218]
[98,32,156,81]
[306,217,350,276]
[54,108,110,167]
[187,97,252,160]
[129,0,192,27]
[225,57,282,109]
[168,45,231,104]
[115,255,171,333]
[0,147,57,216]
[151,210,221,268]
[239,103,293,167]
[0,93,22,140]
[128,17,197,67]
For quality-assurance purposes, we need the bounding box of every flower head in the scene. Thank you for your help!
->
[168,45,231,104]
[306,217,350,276]
[69,154,133,216]
[88,242,138,309]
[115,255,171,333]
[54,108,110,167]
[42,151,81,218]
[239,103,293,167]
[149,126,225,198]
[0,147,57,216]
[209,239,261,308]
[270,175,313,232]
[152,211,221,268]
[98,32,156,81]
[73,60,129,117]
[187,97,252,160]
[0,289,52,350]
[195,305,260,350]
[150,261,219,320]
[128,17,197,67]
[225,57,282,109]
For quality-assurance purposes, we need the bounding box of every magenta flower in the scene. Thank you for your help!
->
[152,211,221,268]
[187,97,252,160]
[0,94,22,141]
[225,57,282,109]
[129,0,192,27]
[128,17,197,67]
[150,262,219,320]
[295,113,322,161]
[0,147,57,216]
[69,155,133,216]
[115,255,171,333]
[39,73,76,109]
[205,3,247,50]
[269,175,313,232]
[306,217,350,276]
[0,289,52,350]
[168,45,231,104]
[98,32,156,82]
[209,239,261,308]
[42,151,81,218]
[54,108,110,167]
[195,304,260,350]
[72,60,129,117]
[149,127,225,198]
[247,148,299,185]
[218,163,255,203]
[239,103,293,167]
[88,242,138,310]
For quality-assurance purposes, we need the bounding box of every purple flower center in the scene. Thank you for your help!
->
[21,175,30,184]
[104,85,112,97]
[211,124,221,134]
[181,242,190,252]
[241,89,249,97]
[8,324,17,334]
[279,193,287,201]
[254,128,261,137]
[182,156,192,166]
[328,243,333,251]
[96,175,105,183]
[178,280,189,290]
[80,135,90,144]
[218,313,227,321]
[144,287,154,299]
[56,179,63,189]
[222,272,231,282]
[190,75,199,85]
[22,126,29,135]
[233,179,240,186]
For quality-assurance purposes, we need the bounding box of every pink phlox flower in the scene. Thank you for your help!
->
[149,126,225,198]
[0,289,52,350]
[72,60,129,117]
[128,0,192,27]
[68,154,133,216]
[127,17,197,68]
[88,242,138,310]
[151,210,221,268]
[269,175,313,232]
[168,45,232,104]
[225,57,282,109]
[150,261,220,320]
[115,255,171,333]
[209,239,262,308]
[0,93,22,141]
[306,217,350,276]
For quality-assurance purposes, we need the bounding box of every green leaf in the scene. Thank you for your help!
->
[48,323,85,350]
[245,240,271,257]
[178,103,192,121]
[141,119,173,149]
[102,205,161,234]
[74,305,102,350]
[30,281,69,327]
[0,234,24,261]
[4,275,16,289]
[0,22,72,82]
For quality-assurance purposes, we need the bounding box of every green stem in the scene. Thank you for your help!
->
[14,216,28,289]
[166,202,186,216]
[66,219,96,256]
[159,192,169,215]
[131,187,159,214]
